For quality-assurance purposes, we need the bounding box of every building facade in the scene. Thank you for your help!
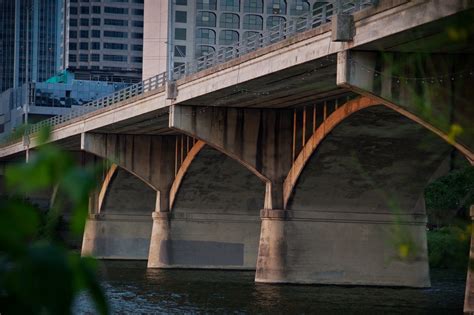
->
[65,0,145,83]
[0,72,129,135]
[143,0,332,80]
[0,0,64,92]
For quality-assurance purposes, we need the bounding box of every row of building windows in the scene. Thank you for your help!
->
[70,0,144,3]
[194,12,286,30]
[193,0,313,14]
[68,54,142,63]
[69,30,143,38]
[69,42,143,51]
[69,18,143,27]
[69,6,143,15]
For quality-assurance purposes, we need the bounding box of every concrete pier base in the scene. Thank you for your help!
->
[147,212,261,269]
[81,213,152,260]
[255,210,431,287]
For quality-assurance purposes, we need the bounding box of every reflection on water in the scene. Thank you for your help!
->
[75,261,465,314]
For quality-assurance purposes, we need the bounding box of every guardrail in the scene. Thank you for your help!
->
[2,0,376,146]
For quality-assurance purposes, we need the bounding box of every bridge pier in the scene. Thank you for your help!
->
[255,210,430,287]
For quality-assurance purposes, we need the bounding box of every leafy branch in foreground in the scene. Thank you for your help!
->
[0,127,109,314]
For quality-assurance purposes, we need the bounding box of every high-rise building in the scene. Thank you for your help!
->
[143,0,331,80]
[0,0,64,92]
[65,0,145,83]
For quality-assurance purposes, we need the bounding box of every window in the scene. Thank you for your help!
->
[103,42,128,50]
[175,28,186,40]
[243,14,262,30]
[132,56,142,63]
[104,30,128,38]
[196,28,216,44]
[219,30,239,45]
[176,0,187,5]
[196,11,216,27]
[196,45,215,57]
[69,30,77,38]
[175,11,187,23]
[243,31,261,42]
[80,30,89,38]
[290,0,310,14]
[80,6,89,14]
[104,18,128,26]
[80,18,89,26]
[91,54,100,61]
[132,20,143,27]
[92,6,101,13]
[92,18,101,25]
[266,16,285,29]
[91,30,101,37]
[70,18,77,26]
[69,42,77,50]
[79,54,89,62]
[132,32,143,39]
[91,42,100,49]
[103,55,128,62]
[104,7,129,14]
[174,62,185,69]
[221,0,240,11]
[69,54,77,62]
[244,0,262,13]
[220,13,239,28]
[174,45,186,57]
[70,7,78,14]
[197,0,217,10]
[132,44,143,51]
[80,42,89,50]
[268,0,286,14]
[132,9,143,15]
[312,2,333,24]
[132,0,144,3]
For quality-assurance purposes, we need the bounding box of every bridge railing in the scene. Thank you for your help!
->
[2,0,376,146]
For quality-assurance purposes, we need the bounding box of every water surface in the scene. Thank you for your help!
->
[75,261,466,314]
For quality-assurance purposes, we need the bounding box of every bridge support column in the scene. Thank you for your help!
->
[255,209,430,287]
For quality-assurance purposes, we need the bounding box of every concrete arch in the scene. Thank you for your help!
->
[82,163,156,260]
[99,165,157,215]
[162,145,266,269]
[169,140,206,211]
[172,145,266,214]
[275,101,465,287]
[283,96,474,209]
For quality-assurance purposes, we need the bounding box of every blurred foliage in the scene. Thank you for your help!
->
[427,224,471,270]
[425,166,474,226]
[0,127,109,314]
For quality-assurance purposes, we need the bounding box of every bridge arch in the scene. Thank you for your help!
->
[283,96,474,209]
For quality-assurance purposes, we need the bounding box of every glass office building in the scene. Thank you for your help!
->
[0,0,64,93]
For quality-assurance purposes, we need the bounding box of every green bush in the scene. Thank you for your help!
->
[427,225,471,269]
[425,166,474,226]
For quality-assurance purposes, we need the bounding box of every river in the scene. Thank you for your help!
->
[74,261,466,314]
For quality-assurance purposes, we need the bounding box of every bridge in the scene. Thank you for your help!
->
[1,0,474,306]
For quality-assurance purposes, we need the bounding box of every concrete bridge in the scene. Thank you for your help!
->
[1,0,474,305]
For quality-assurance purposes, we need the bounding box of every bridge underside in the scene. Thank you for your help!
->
[1,2,473,293]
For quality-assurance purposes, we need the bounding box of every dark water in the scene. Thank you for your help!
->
[75,261,466,314]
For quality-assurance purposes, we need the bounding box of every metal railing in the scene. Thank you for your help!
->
[2,0,376,145]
